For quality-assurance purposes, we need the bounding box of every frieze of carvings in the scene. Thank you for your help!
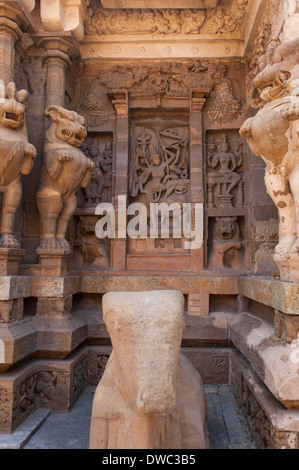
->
[130,126,190,209]
[72,356,89,398]
[13,374,37,423]
[35,371,58,405]
[206,64,244,124]
[206,136,244,208]
[208,216,244,270]
[35,370,70,408]
[247,23,270,102]
[84,0,248,36]
[81,140,112,206]
[0,387,11,429]
[230,358,299,449]
[246,0,284,104]
[88,353,110,384]
[78,61,210,111]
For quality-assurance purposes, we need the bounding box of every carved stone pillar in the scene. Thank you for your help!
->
[0,2,27,84]
[189,89,210,271]
[43,54,70,109]
[35,36,74,109]
[108,90,129,271]
[32,36,81,275]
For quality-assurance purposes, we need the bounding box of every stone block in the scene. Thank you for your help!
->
[0,320,36,372]
[238,276,299,315]
[230,312,299,408]
[0,346,89,433]
[35,316,87,359]
[183,311,230,346]
[0,249,25,276]
[188,293,209,317]
[37,249,70,276]
[230,350,299,449]
[0,298,23,323]
[182,347,230,384]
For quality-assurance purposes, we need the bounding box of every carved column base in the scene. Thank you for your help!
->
[216,194,233,207]
[0,248,25,275]
[273,253,299,283]
[36,248,70,276]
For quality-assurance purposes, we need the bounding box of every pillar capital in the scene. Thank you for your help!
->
[0,2,30,34]
[42,50,72,69]
[33,34,79,66]
[190,88,211,111]
[107,90,129,117]
[0,2,30,84]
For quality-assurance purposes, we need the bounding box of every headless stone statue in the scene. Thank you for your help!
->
[89,290,209,449]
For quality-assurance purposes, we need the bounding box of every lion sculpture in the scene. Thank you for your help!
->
[36,106,95,253]
[240,37,299,280]
[209,216,243,270]
[0,81,36,249]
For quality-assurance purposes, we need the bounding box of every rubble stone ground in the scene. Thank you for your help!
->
[0,384,256,449]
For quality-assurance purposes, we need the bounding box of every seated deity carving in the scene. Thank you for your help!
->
[207,139,243,207]
[0,81,36,249]
[240,36,299,279]
[36,106,95,253]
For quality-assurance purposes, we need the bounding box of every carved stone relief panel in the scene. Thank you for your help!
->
[76,60,213,109]
[70,135,113,270]
[84,0,249,37]
[203,62,246,127]
[130,123,189,206]
[12,373,37,425]
[128,120,190,255]
[78,135,113,208]
[206,131,244,209]
[205,130,247,271]
[207,216,245,270]
[35,370,69,409]
[0,386,10,432]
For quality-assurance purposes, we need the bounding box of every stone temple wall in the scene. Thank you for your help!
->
[0,0,299,449]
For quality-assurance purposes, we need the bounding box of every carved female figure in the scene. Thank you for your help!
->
[207,141,242,206]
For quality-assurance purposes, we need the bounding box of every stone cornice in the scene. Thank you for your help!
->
[80,0,263,60]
